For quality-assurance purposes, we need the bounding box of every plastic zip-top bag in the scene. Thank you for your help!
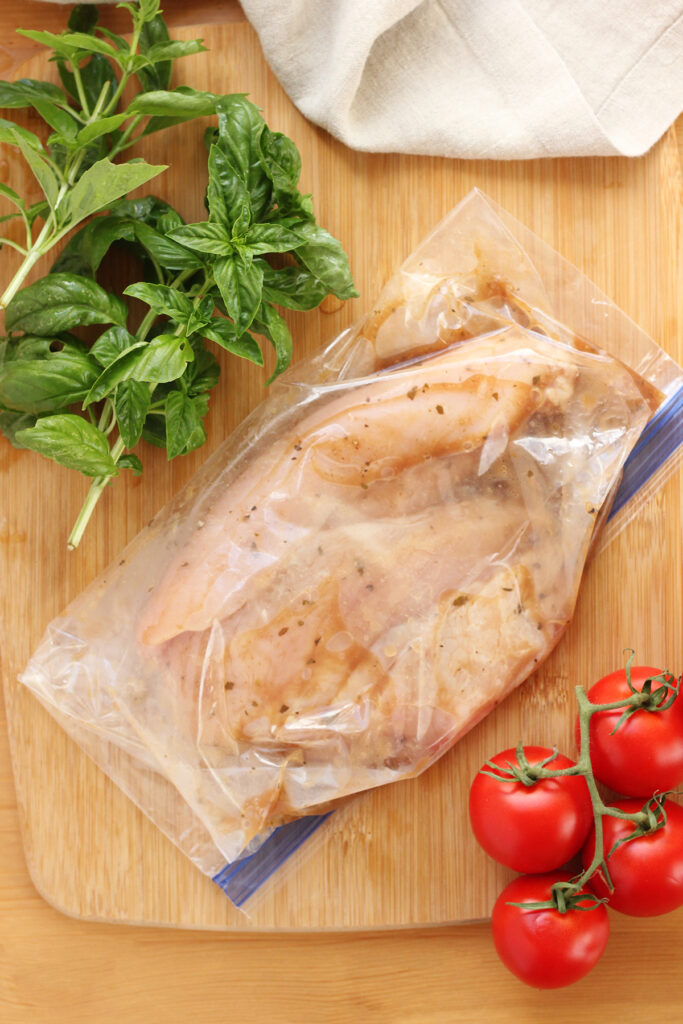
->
[19,190,683,909]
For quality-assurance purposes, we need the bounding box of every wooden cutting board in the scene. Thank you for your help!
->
[1,22,681,932]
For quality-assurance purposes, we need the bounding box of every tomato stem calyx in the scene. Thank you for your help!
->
[609,652,679,735]
[507,883,608,914]
[606,793,669,858]
[479,742,563,787]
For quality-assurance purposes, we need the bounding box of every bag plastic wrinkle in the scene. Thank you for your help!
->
[19,190,683,895]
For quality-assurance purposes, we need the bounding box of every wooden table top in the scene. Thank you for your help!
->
[1,3,682,1022]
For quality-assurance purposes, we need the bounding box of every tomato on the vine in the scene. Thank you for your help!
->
[582,798,683,916]
[469,746,593,872]
[576,665,683,797]
[492,872,610,989]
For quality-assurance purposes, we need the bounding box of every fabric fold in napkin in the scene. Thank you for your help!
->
[241,0,683,159]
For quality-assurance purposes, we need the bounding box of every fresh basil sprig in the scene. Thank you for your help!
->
[0,5,356,548]
[0,3,209,308]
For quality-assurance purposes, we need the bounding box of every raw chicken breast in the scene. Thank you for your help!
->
[134,324,651,843]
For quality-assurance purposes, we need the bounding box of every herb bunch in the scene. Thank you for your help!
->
[0,3,356,547]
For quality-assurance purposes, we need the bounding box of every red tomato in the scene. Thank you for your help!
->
[492,872,610,989]
[469,746,593,872]
[582,798,683,916]
[577,665,683,797]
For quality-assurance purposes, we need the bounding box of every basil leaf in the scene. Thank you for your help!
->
[114,379,150,448]
[184,344,220,395]
[0,336,100,414]
[124,282,194,317]
[0,408,37,448]
[1,333,87,363]
[202,317,264,366]
[129,86,218,119]
[138,0,162,26]
[186,294,215,337]
[86,334,190,403]
[133,333,191,383]
[156,208,183,233]
[51,216,136,278]
[83,215,136,270]
[141,414,166,449]
[140,39,206,64]
[107,195,167,221]
[118,452,143,475]
[17,143,60,209]
[5,274,127,335]
[84,342,149,403]
[242,222,304,256]
[17,30,119,59]
[213,100,273,220]
[63,33,119,58]
[215,95,265,183]
[15,414,117,477]
[275,189,315,221]
[253,303,293,381]
[0,119,60,208]
[207,144,251,232]
[168,221,233,255]
[0,117,44,150]
[0,79,69,110]
[0,344,99,415]
[260,127,301,193]
[90,326,138,368]
[294,223,357,299]
[137,13,172,92]
[76,114,128,147]
[0,182,25,212]
[124,284,207,331]
[261,264,328,311]
[133,222,204,271]
[164,390,206,459]
[32,98,79,139]
[68,3,99,33]
[96,28,129,52]
[213,255,263,335]
[63,158,167,226]
[52,215,136,278]
[139,85,217,137]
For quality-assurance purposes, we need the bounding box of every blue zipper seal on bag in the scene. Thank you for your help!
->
[213,386,683,905]
[609,386,683,517]
[213,813,332,907]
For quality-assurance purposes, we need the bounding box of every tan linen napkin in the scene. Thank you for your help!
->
[240,0,683,158]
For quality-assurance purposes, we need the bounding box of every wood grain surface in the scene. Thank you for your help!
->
[1,2,682,1021]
